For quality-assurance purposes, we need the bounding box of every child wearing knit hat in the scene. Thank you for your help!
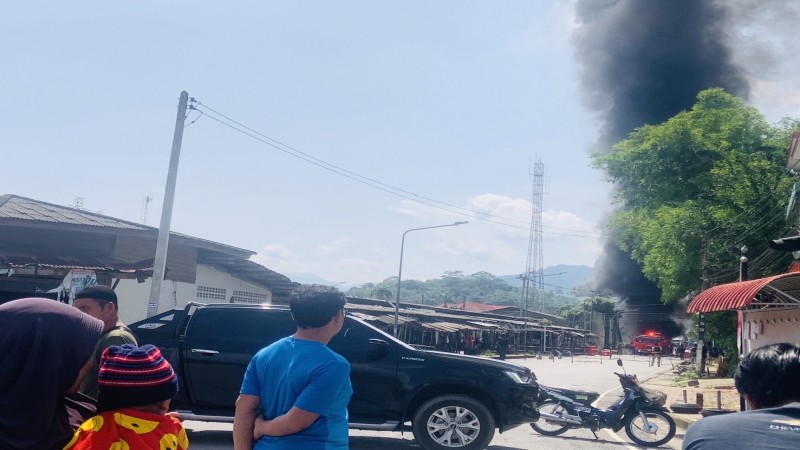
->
[64,344,189,450]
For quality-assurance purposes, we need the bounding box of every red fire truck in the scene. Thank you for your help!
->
[630,331,671,355]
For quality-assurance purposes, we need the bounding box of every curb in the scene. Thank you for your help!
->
[671,414,694,431]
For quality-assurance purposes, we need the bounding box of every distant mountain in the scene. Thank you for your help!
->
[499,265,593,295]
[283,273,362,291]
[285,265,593,296]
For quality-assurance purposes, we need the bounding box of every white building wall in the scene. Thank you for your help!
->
[113,264,272,324]
[741,308,800,354]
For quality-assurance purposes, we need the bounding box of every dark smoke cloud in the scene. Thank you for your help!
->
[573,0,750,338]
[574,0,749,150]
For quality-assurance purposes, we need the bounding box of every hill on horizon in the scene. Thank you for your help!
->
[499,264,593,294]
[285,264,593,294]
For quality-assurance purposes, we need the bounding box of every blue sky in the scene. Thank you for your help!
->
[3,1,798,286]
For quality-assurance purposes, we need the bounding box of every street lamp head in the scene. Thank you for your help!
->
[454,221,468,226]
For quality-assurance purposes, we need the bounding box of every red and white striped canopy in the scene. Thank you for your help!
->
[688,272,800,313]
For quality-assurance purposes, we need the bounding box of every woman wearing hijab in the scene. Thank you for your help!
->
[0,297,104,450]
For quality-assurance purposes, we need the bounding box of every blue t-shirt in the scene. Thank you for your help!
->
[241,336,353,450]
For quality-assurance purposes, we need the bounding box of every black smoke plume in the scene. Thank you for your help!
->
[573,0,749,339]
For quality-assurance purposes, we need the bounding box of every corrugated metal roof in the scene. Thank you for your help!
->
[198,250,297,301]
[373,315,416,325]
[466,320,501,329]
[688,272,800,313]
[0,254,153,273]
[349,311,380,322]
[0,195,254,257]
[0,195,149,230]
[420,321,481,332]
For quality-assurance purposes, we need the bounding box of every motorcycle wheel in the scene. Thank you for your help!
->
[529,401,571,436]
[624,409,676,447]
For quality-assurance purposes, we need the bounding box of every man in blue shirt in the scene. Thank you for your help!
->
[234,285,352,450]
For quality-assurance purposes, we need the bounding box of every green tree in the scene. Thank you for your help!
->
[593,88,798,303]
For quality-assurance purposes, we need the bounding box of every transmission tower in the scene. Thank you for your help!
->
[141,195,153,225]
[521,159,545,314]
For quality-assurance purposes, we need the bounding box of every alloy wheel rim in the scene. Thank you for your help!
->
[426,405,480,447]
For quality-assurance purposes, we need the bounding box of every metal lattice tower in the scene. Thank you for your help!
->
[521,160,545,314]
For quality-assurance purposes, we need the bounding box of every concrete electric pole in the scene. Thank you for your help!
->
[148,91,189,317]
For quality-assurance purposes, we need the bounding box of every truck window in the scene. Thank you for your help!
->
[187,309,295,353]
[329,318,390,362]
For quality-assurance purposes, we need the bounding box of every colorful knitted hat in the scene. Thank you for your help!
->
[97,344,178,412]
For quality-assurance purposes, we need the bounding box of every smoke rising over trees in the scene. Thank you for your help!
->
[572,0,798,338]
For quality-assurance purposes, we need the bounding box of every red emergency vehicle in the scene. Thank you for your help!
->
[630,331,671,355]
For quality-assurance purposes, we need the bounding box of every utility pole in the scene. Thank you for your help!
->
[148,91,189,317]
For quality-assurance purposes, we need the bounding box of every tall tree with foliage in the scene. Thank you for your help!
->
[593,89,798,363]
[593,88,798,303]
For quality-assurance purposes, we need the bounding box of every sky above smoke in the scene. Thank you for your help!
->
[1,1,798,290]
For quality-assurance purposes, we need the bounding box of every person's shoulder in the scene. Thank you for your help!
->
[684,411,741,442]
[688,407,788,432]
[103,326,137,344]
[254,336,292,356]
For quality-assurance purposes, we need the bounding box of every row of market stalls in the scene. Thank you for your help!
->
[345,300,597,355]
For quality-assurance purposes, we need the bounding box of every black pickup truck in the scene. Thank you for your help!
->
[131,303,539,450]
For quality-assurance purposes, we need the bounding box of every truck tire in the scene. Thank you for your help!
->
[412,395,495,450]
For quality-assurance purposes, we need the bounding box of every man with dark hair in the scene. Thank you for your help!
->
[73,285,138,400]
[234,285,352,450]
[682,342,800,449]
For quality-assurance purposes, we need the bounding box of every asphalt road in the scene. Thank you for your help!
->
[184,354,678,449]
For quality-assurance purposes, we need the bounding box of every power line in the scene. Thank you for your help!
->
[193,101,612,240]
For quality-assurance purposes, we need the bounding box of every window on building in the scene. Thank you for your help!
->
[197,285,226,301]
[230,290,270,304]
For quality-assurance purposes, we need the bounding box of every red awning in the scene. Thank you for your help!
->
[688,272,800,313]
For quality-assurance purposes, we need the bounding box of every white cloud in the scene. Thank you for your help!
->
[252,244,304,273]
[749,79,800,123]
[317,236,357,254]
[253,194,602,284]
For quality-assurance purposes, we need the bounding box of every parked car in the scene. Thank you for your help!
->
[130,303,540,450]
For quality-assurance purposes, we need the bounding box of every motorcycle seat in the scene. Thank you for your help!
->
[541,385,600,404]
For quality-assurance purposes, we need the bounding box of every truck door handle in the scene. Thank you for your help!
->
[191,348,220,356]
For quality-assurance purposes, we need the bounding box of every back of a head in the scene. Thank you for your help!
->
[289,284,346,329]
[0,298,103,449]
[75,285,118,309]
[98,344,178,412]
[735,342,800,409]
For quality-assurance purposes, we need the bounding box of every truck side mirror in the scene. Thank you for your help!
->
[368,339,391,360]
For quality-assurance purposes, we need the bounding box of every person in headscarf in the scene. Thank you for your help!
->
[0,297,104,450]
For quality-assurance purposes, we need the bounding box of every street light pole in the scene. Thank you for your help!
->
[394,221,468,338]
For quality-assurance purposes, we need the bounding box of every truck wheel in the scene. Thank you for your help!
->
[412,395,495,450]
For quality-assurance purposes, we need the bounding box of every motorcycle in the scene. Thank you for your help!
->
[529,358,676,447]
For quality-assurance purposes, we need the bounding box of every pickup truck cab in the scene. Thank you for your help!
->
[131,303,540,450]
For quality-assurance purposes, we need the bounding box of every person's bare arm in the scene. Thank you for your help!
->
[233,394,261,450]
[253,406,320,438]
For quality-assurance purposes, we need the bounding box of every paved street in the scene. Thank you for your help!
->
[184,354,678,449]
